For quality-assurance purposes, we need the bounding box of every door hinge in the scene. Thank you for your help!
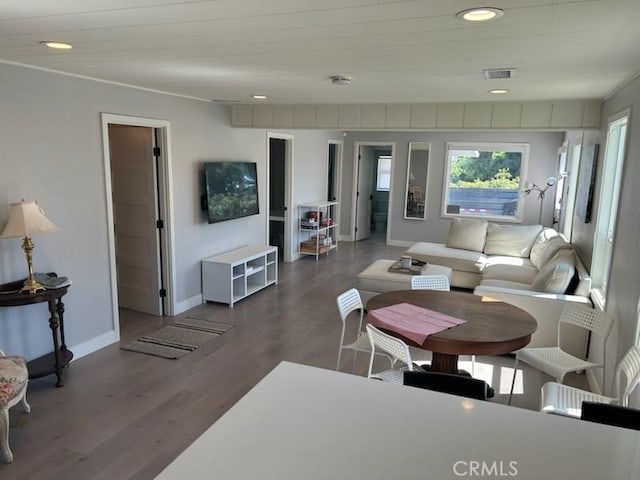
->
[153,146,161,157]
[159,288,167,298]
[156,219,164,229]
[355,227,358,233]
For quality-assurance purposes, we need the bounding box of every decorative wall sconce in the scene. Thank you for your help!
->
[0,200,59,294]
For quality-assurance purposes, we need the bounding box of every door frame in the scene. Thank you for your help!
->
[351,141,395,241]
[101,113,176,339]
[266,132,294,262]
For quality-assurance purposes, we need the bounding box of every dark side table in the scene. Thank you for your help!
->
[0,273,73,387]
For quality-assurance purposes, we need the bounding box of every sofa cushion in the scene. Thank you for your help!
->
[530,250,576,293]
[405,242,486,273]
[530,235,572,269]
[483,223,543,258]
[478,278,534,290]
[481,256,538,284]
[445,218,488,253]
[529,228,559,264]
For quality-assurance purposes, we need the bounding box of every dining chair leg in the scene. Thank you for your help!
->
[508,356,520,406]
[336,350,343,371]
[351,351,359,373]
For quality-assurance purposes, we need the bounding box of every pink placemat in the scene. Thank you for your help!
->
[367,302,466,345]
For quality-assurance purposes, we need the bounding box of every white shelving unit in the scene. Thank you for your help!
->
[202,245,278,308]
[298,201,339,260]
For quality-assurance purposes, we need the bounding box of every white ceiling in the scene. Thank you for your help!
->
[1,0,639,105]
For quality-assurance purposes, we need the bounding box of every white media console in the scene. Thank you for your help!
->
[202,245,278,308]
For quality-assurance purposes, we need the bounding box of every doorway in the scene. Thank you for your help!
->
[327,140,343,203]
[101,114,175,338]
[352,142,394,243]
[267,132,294,262]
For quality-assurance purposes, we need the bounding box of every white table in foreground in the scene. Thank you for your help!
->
[155,362,640,480]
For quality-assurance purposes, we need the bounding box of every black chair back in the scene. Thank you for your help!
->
[580,401,640,430]
[403,371,493,400]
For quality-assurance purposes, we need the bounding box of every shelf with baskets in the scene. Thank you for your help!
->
[298,201,339,260]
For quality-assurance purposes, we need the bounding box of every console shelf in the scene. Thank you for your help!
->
[298,201,339,260]
[202,245,278,308]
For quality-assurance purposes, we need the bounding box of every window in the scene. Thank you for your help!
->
[591,110,629,308]
[376,155,391,191]
[442,142,529,221]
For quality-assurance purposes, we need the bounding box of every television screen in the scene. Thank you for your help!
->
[204,161,259,224]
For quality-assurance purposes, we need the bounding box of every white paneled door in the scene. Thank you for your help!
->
[109,125,163,316]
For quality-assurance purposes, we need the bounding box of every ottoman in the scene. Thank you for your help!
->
[356,259,453,303]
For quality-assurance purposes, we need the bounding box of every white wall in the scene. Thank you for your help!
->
[339,130,565,244]
[0,62,337,360]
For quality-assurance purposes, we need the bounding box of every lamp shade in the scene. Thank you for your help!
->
[0,200,59,238]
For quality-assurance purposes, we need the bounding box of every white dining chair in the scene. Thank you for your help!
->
[336,289,393,372]
[410,274,450,291]
[366,324,419,383]
[540,345,640,418]
[509,303,614,405]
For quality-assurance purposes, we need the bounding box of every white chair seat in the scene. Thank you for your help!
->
[371,364,412,383]
[518,347,600,382]
[344,335,380,355]
[541,382,615,417]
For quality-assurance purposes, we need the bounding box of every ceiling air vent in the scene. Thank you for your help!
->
[483,68,516,80]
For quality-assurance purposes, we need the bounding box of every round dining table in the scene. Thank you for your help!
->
[365,289,537,374]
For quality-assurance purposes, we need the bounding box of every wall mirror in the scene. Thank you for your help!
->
[404,142,430,219]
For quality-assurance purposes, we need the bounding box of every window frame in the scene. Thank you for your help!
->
[441,142,530,223]
[590,109,630,309]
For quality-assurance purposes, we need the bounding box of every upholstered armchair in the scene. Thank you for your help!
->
[0,349,30,463]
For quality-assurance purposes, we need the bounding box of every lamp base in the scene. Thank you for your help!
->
[21,278,45,295]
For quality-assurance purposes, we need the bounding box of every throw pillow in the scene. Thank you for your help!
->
[483,223,543,258]
[532,236,572,269]
[529,228,559,267]
[530,250,576,293]
[445,218,488,252]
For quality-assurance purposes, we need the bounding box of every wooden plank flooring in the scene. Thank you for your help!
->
[1,239,587,479]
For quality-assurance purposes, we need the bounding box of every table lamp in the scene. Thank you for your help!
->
[0,200,59,294]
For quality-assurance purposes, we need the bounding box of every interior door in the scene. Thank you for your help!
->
[269,137,286,261]
[355,145,374,240]
[109,124,163,315]
[267,132,293,262]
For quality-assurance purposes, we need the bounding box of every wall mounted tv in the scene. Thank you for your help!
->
[204,161,259,224]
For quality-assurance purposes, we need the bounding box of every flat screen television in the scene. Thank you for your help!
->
[204,161,259,224]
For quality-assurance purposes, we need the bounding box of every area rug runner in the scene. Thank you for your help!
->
[173,317,233,334]
[121,340,193,359]
[121,320,230,359]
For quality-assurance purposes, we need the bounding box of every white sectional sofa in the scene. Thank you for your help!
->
[405,218,592,352]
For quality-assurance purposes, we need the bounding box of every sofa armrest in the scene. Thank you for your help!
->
[473,285,592,356]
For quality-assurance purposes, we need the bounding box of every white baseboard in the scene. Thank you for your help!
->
[176,294,204,315]
[70,330,119,361]
[387,239,414,247]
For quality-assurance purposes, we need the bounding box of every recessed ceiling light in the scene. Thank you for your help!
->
[456,7,504,22]
[251,95,268,100]
[488,89,509,95]
[39,41,73,50]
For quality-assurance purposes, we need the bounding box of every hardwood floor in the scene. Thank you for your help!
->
[2,240,587,479]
